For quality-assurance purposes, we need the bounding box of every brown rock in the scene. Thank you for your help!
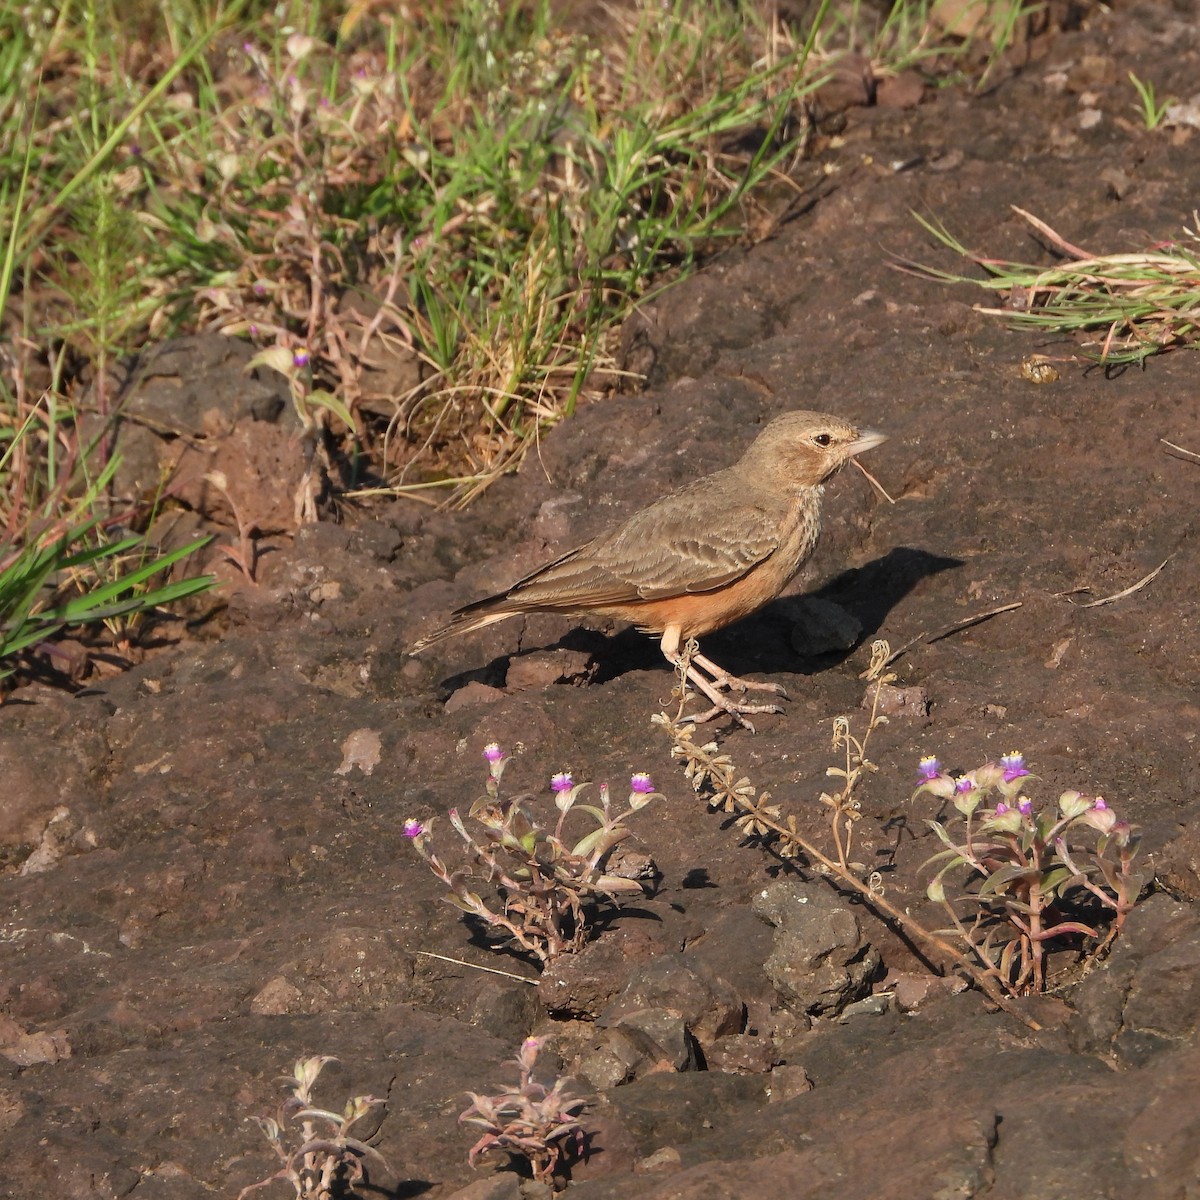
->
[705,1034,781,1075]
[0,1015,71,1066]
[541,934,665,1020]
[754,880,881,1016]
[573,1025,678,1089]
[611,1011,697,1072]
[766,1063,814,1102]
[876,72,925,109]
[600,954,744,1049]
[444,681,507,712]
[249,976,303,1016]
[505,648,597,691]
[865,682,929,719]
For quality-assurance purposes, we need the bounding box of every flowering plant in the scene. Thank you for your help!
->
[916,753,1143,994]
[460,1036,587,1184]
[238,1056,388,1200]
[406,745,661,964]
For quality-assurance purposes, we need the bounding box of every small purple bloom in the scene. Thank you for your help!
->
[1017,796,1033,816]
[482,742,505,764]
[955,776,975,794]
[1000,751,1030,782]
[917,756,942,781]
[1092,797,1108,811]
[994,801,1009,815]
[402,818,423,838]
[292,350,310,368]
[630,773,654,794]
[551,772,574,794]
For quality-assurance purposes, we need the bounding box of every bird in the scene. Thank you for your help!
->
[410,410,888,728]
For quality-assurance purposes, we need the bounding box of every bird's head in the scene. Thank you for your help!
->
[741,410,888,488]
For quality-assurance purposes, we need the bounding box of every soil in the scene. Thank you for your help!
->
[4,3,1200,1197]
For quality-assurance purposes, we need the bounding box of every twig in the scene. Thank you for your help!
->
[1058,556,1171,609]
[851,456,896,503]
[924,600,1024,644]
[416,950,538,984]
[880,601,1024,669]
[1162,438,1200,464]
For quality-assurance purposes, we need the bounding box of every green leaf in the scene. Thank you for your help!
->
[925,819,962,851]
[306,389,358,435]
[978,862,1038,896]
[571,826,626,859]
[1040,865,1077,897]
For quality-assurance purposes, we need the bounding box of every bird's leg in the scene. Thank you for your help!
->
[661,630,784,732]
[689,650,789,700]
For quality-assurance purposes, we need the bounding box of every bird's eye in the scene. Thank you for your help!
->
[812,433,833,448]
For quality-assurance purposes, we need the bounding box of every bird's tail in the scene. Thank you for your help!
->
[408,597,519,655]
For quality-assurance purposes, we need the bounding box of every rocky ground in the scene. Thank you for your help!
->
[3,2,1200,1196]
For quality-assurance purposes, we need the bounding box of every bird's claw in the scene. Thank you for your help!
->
[689,697,786,732]
[713,675,788,699]
[688,652,789,701]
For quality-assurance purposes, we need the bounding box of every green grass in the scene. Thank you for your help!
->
[905,208,1200,365]
[0,0,1070,680]
[1128,70,1175,131]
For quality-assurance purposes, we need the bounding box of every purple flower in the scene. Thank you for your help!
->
[482,742,505,764]
[630,773,655,794]
[292,350,310,368]
[955,776,975,794]
[917,756,942,781]
[551,772,574,794]
[1017,796,1033,816]
[402,818,423,838]
[994,801,1009,815]
[1085,796,1118,834]
[1000,751,1030,782]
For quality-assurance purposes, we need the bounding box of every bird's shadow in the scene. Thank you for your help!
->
[584,545,962,685]
[436,546,959,694]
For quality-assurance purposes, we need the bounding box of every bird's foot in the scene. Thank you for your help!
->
[687,695,785,734]
[690,651,789,700]
[678,655,786,733]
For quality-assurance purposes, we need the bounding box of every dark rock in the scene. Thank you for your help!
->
[753,880,882,1016]
[571,1024,680,1089]
[786,596,863,658]
[505,649,598,691]
[600,954,744,1048]
[540,928,672,1020]
[1069,895,1200,1065]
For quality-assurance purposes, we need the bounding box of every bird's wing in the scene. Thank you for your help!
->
[504,490,781,608]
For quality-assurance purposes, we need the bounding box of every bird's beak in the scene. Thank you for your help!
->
[847,428,888,457]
